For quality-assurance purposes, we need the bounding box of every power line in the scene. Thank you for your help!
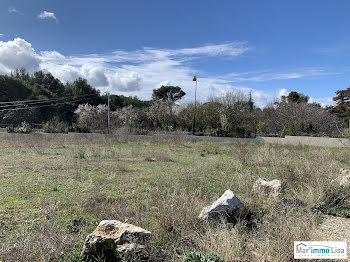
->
[0,93,98,106]
[0,96,98,112]
[0,94,99,109]
[0,97,94,109]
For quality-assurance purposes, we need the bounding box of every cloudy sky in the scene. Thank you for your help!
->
[1,1,350,107]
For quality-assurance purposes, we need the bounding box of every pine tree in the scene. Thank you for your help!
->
[327,86,350,127]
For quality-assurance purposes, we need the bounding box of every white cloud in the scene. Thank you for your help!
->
[42,64,81,83]
[108,72,142,92]
[110,42,250,64]
[222,68,332,82]
[171,42,251,57]
[0,34,3,38]
[0,38,40,74]
[38,11,57,21]
[278,88,289,98]
[40,51,65,61]
[309,96,335,107]
[81,64,108,87]
[8,7,23,15]
[0,38,334,108]
[156,80,171,89]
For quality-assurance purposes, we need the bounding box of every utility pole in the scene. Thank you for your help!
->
[192,76,197,135]
[107,92,111,133]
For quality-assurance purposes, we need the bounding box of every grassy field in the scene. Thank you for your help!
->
[0,133,349,262]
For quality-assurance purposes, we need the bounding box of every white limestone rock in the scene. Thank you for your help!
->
[81,220,151,261]
[199,190,243,222]
[252,178,282,197]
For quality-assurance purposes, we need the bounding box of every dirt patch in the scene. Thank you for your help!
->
[311,215,350,256]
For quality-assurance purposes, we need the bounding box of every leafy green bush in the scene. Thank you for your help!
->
[183,251,223,262]
[42,119,67,133]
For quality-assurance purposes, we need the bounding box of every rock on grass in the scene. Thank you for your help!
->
[82,220,151,262]
[199,190,243,223]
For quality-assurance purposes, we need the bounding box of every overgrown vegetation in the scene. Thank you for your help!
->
[0,69,149,127]
[0,69,346,137]
[0,134,348,261]
[315,186,350,218]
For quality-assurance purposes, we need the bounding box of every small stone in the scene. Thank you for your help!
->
[331,168,350,188]
[252,178,282,197]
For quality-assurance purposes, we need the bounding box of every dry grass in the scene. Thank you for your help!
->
[0,133,348,261]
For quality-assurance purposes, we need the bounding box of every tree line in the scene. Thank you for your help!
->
[0,69,149,128]
[1,69,349,137]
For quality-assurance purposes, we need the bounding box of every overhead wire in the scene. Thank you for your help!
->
[0,93,98,106]
[0,94,99,112]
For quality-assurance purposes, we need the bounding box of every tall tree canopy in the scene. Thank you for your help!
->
[286,91,309,103]
[327,86,350,126]
[152,85,186,104]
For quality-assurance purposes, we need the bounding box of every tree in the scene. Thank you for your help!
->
[208,92,257,137]
[152,85,185,113]
[287,91,309,103]
[0,75,32,102]
[178,102,223,135]
[102,94,150,110]
[265,101,338,136]
[327,86,350,127]
[147,100,177,130]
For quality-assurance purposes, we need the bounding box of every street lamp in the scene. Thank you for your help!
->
[192,75,197,135]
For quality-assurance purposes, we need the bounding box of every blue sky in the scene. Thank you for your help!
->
[1,0,350,107]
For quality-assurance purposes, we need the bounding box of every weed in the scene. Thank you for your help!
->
[183,251,223,262]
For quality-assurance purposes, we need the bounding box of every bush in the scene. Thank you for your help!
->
[70,123,90,133]
[183,251,223,262]
[42,119,67,133]
[6,125,15,133]
[314,186,350,218]
[147,101,176,131]
[256,121,268,136]
[16,121,32,134]
[74,103,107,131]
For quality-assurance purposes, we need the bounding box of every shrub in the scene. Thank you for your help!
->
[112,105,151,132]
[147,101,176,131]
[74,103,107,131]
[183,251,223,262]
[70,122,90,133]
[314,186,350,218]
[6,125,15,133]
[16,121,32,134]
[256,121,269,136]
[42,119,67,133]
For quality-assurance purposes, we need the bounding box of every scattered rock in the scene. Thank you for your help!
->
[199,190,243,223]
[252,178,282,197]
[81,220,151,262]
[331,168,350,188]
